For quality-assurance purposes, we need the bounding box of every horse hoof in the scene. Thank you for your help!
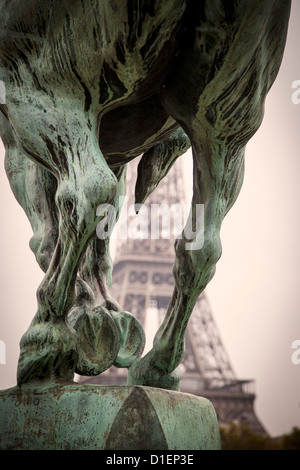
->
[127,352,181,391]
[17,319,77,385]
[108,310,145,368]
[68,305,120,376]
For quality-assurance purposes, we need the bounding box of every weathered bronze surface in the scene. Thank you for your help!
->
[0,0,291,388]
[0,0,291,450]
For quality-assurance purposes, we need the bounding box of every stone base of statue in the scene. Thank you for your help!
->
[0,383,221,450]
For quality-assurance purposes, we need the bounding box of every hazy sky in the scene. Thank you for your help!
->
[0,1,300,438]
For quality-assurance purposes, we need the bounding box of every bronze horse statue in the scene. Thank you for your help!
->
[0,1,291,388]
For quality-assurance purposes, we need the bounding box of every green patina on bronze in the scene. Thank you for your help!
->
[0,384,221,450]
[0,0,291,450]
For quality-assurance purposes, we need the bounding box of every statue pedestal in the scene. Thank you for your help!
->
[0,383,220,450]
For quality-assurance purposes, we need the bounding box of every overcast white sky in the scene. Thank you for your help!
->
[0,1,300,438]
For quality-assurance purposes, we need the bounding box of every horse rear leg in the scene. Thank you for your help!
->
[12,106,120,384]
[128,134,245,389]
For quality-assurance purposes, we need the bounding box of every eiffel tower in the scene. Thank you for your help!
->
[78,155,266,435]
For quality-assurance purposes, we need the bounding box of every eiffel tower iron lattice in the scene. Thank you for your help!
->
[78,155,266,435]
